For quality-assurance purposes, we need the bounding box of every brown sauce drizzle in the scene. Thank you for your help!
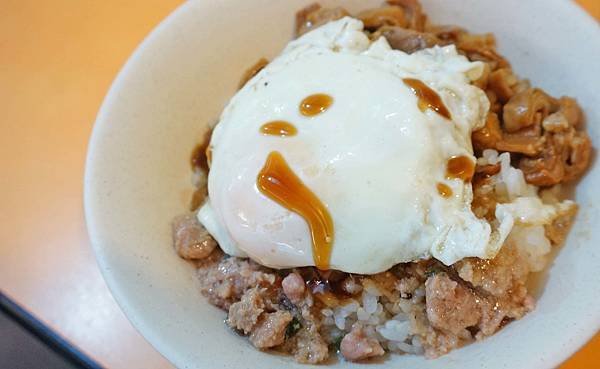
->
[402,78,451,120]
[260,120,298,137]
[300,93,333,117]
[436,182,453,198]
[257,151,334,270]
[446,155,475,182]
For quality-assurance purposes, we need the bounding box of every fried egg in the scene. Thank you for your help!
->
[198,17,513,274]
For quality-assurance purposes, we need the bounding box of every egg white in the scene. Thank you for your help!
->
[198,18,512,274]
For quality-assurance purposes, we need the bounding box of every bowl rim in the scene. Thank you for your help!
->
[83,0,193,364]
[84,1,600,368]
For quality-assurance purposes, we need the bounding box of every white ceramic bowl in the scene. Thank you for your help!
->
[84,1,600,368]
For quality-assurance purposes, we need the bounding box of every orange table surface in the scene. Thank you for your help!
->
[0,1,598,368]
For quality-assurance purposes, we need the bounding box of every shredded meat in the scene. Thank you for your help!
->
[487,68,525,103]
[423,329,461,358]
[426,26,509,70]
[555,96,583,128]
[454,243,530,298]
[471,85,591,186]
[291,1,592,189]
[421,248,537,357]
[561,133,592,181]
[503,92,591,186]
[447,23,593,188]
[373,26,441,53]
[503,88,557,133]
[426,24,465,43]
[543,111,571,133]
[340,326,385,361]
[227,287,266,334]
[295,3,349,36]
[249,311,293,349]
[197,255,277,310]
[200,255,331,362]
[517,95,590,186]
[238,58,268,89]
[455,33,509,71]
[386,0,426,31]
[171,214,217,260]
[472,62,491,90]
[227,287,292,349]
[472,112,503,151]
[453,243,536,336]
[520,128,591,186]
[425,273,481,336]
[357,6,407,30]
[289,321,329,364]
[519,138,564,186]
[496,133,544,156]
[476,162,501,177]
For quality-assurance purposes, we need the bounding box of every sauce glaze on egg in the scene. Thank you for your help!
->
[257,151,334,270]
[260,121,298,137]
[403,78,451,120]
[446,155,475,182]
[436,182,453,198]
[300,94,334,117]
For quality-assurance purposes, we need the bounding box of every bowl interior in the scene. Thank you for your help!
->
[85,1,600,368]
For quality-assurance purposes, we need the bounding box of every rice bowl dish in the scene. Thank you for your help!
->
[170,1,592,363]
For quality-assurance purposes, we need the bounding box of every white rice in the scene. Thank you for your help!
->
[479,150,575,272]
[478,149,537,200]
[377,320,410,342]
[362,292,378,314]
[323,289,421,353]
